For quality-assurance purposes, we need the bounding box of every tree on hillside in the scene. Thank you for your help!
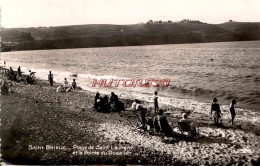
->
[147,20,153,24]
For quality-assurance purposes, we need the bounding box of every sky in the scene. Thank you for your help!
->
[0,0,260,28]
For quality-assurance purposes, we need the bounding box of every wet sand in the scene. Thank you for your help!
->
[0,67,259,165]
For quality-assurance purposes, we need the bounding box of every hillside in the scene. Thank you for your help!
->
[1,21,260,52]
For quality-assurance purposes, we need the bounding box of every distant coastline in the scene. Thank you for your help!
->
[1,20,260,52]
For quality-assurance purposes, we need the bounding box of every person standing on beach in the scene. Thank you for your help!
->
[17,66,21,77]
[72,79,77,91]
[10,67,15,80]
[230,99,237,125]
[48,71,54,86]
[211,98,222,125]
[153,91,159,114]
[4,60,6,65]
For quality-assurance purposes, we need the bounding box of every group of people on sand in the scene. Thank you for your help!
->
[56,77,77,93]
[211,97,237,126]
[26,70,36,85]
[93,92,125,113]
[7,65,34,84]
[47,70,77,92]
[6,66,22,82]
[92,90,238,138]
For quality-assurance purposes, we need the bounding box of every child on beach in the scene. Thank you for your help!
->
[211,98,223,125]
[230,99,237,125]
[179,111,196,134]
[64,78,68,88]
[72,79,77,91]
[48,71,54,86]
[153,91,159,115]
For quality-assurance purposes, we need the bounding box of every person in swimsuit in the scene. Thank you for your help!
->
[17,66,21,77]
[230,99,237,125]
[211,98,222,125]
[64,78,69,88]
[48,71,54,86]
[72,79,77,91]
[153,109,174,137]
[153,91,159,115]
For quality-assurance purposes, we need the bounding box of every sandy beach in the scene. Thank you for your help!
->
[0,67,259,165]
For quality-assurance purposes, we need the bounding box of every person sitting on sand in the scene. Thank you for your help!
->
[211,98,223,125]
[16,75,21,82]
[26,75,34,85]
[26,75,31,84]
[56,85,65,92]
[230,99,237,125]
[131,99,139,111]
[64,78,69,88]
[1,81,9,95]
[153,109,174,137]
[66,86,73,92]
[99,95,110,113]
[72,79,77,91]
[110,92,118,104]
[48,71,54,86]
[179,111,196,132]
[94,92,101,109]
[139,104,148,129]
[29,70,35,77]
[110,92,124,112]
[126,99,139,111]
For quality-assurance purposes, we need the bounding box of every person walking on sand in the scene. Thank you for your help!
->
[153,91,159,115]
[72,79,77,91]
[230,99,237,125]
[17,66,21,77]
[48,71,54,86]
[211,98,222,125]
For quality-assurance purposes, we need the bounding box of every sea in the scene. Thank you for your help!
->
[1,41,260,118]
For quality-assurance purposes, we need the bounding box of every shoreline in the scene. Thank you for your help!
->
[1,60,259,112]
[0,66,260,165]
[2,40,259,53]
